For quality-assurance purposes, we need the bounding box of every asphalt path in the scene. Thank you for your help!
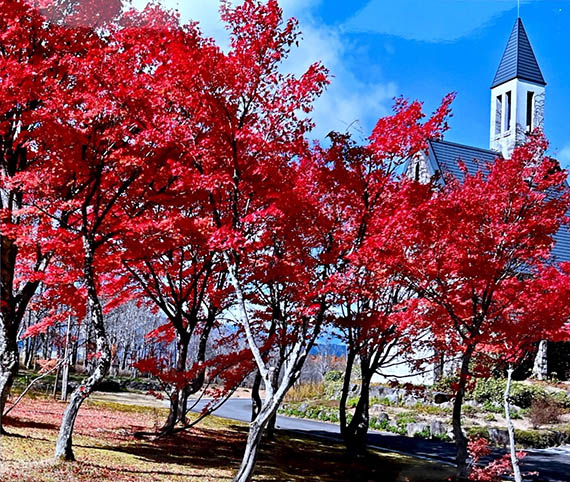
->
[186,397,570,482]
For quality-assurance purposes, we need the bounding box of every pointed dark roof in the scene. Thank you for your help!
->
[491,18,546,88]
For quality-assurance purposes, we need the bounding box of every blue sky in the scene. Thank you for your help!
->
[134,0,570,169]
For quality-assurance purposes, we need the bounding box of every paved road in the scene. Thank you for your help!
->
[187,398,570,482]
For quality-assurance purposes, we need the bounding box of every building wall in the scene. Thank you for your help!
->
[490,78,545,158]
[405,151,433,183]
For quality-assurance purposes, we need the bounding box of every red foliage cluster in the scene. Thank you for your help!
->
[467,436,526,482]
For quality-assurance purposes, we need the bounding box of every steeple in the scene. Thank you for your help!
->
[490,18,545,157]
[491,18,546,89]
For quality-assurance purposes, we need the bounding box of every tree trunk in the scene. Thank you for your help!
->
[0,327,18,434]
[233,418,265,482]
[52,364,60,399]
[54,242,111,461]
[61,316,72,401]
[532,340,548,381]
[251,370,262,421]
[433,351,445,384]
[120,344,129,371]
[452,344,475,481]
[42,329,50,359]
[505,366,522,482]
[339,347,357,438]
[1,211,42,433]
[162,331,190,432]
[234,401,279,482]
[24,336,35,369]
[342,359,372,456]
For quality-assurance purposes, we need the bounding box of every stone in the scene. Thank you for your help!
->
[385,392,400,404]
[488,428,509,447]
[299,402,309,413]
[404,396,418,407]
[433,392,453,404]
[375,412,389,424]
[430,420,448,438]
[406,422,430,438]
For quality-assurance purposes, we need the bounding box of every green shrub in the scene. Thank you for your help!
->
[413,427,431,439]
[550,390,570,409]
[432,375,458,394]
[395,412,417,427]
[467,426,570,449]
[515,428,570,448]
[370,418,405,435]
[482,401,503,413]
[324,370,343,383]
[323,370,344,399]
[346,397,359,408]
[472,378,546,408]
[432,432,452,442]
[510,410,522,420]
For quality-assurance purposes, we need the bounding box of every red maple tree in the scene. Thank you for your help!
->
[361,133,570,478]
[317,94,454,453]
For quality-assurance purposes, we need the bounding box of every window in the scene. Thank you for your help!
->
[495,95,502,135]
[505,91,512,131]
[415,162,420,181]
[526,91,534,131]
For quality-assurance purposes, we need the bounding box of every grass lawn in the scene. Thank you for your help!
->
[0,397,454,481]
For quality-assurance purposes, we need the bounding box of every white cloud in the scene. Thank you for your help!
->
[131,0,398,139]
[343,0,534,43]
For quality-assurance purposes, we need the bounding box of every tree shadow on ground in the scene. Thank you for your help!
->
[87,424,446,481]
[4,415,59,431]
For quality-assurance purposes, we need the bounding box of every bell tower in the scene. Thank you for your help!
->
[490,18,546,158]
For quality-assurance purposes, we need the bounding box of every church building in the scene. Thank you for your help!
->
[400,17,570,383]
[406,17,570,266]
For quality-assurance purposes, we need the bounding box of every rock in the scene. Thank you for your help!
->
[488,428,509,447]
[124,380,161,392]
[404,396,418,407]
[299,402,309,413]
[369,404,384,415]
[554,431,569,445]
[386,392,400,404]
[406,422,430,438]
[433,392,453,404]
[375,412,389,424]
[464,399,480,408]
[430,420,448,438]
[369,385,390,398]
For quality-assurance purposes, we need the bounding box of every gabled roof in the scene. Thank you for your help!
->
[427,139,497,181]
[426,139,570,263]
[491,18,546,88]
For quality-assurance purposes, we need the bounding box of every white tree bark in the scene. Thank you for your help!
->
[532,340,548,380]
[505,366,522,482]
[61,315,72,401]
[224,254,321,482]
[54,240,111,461]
